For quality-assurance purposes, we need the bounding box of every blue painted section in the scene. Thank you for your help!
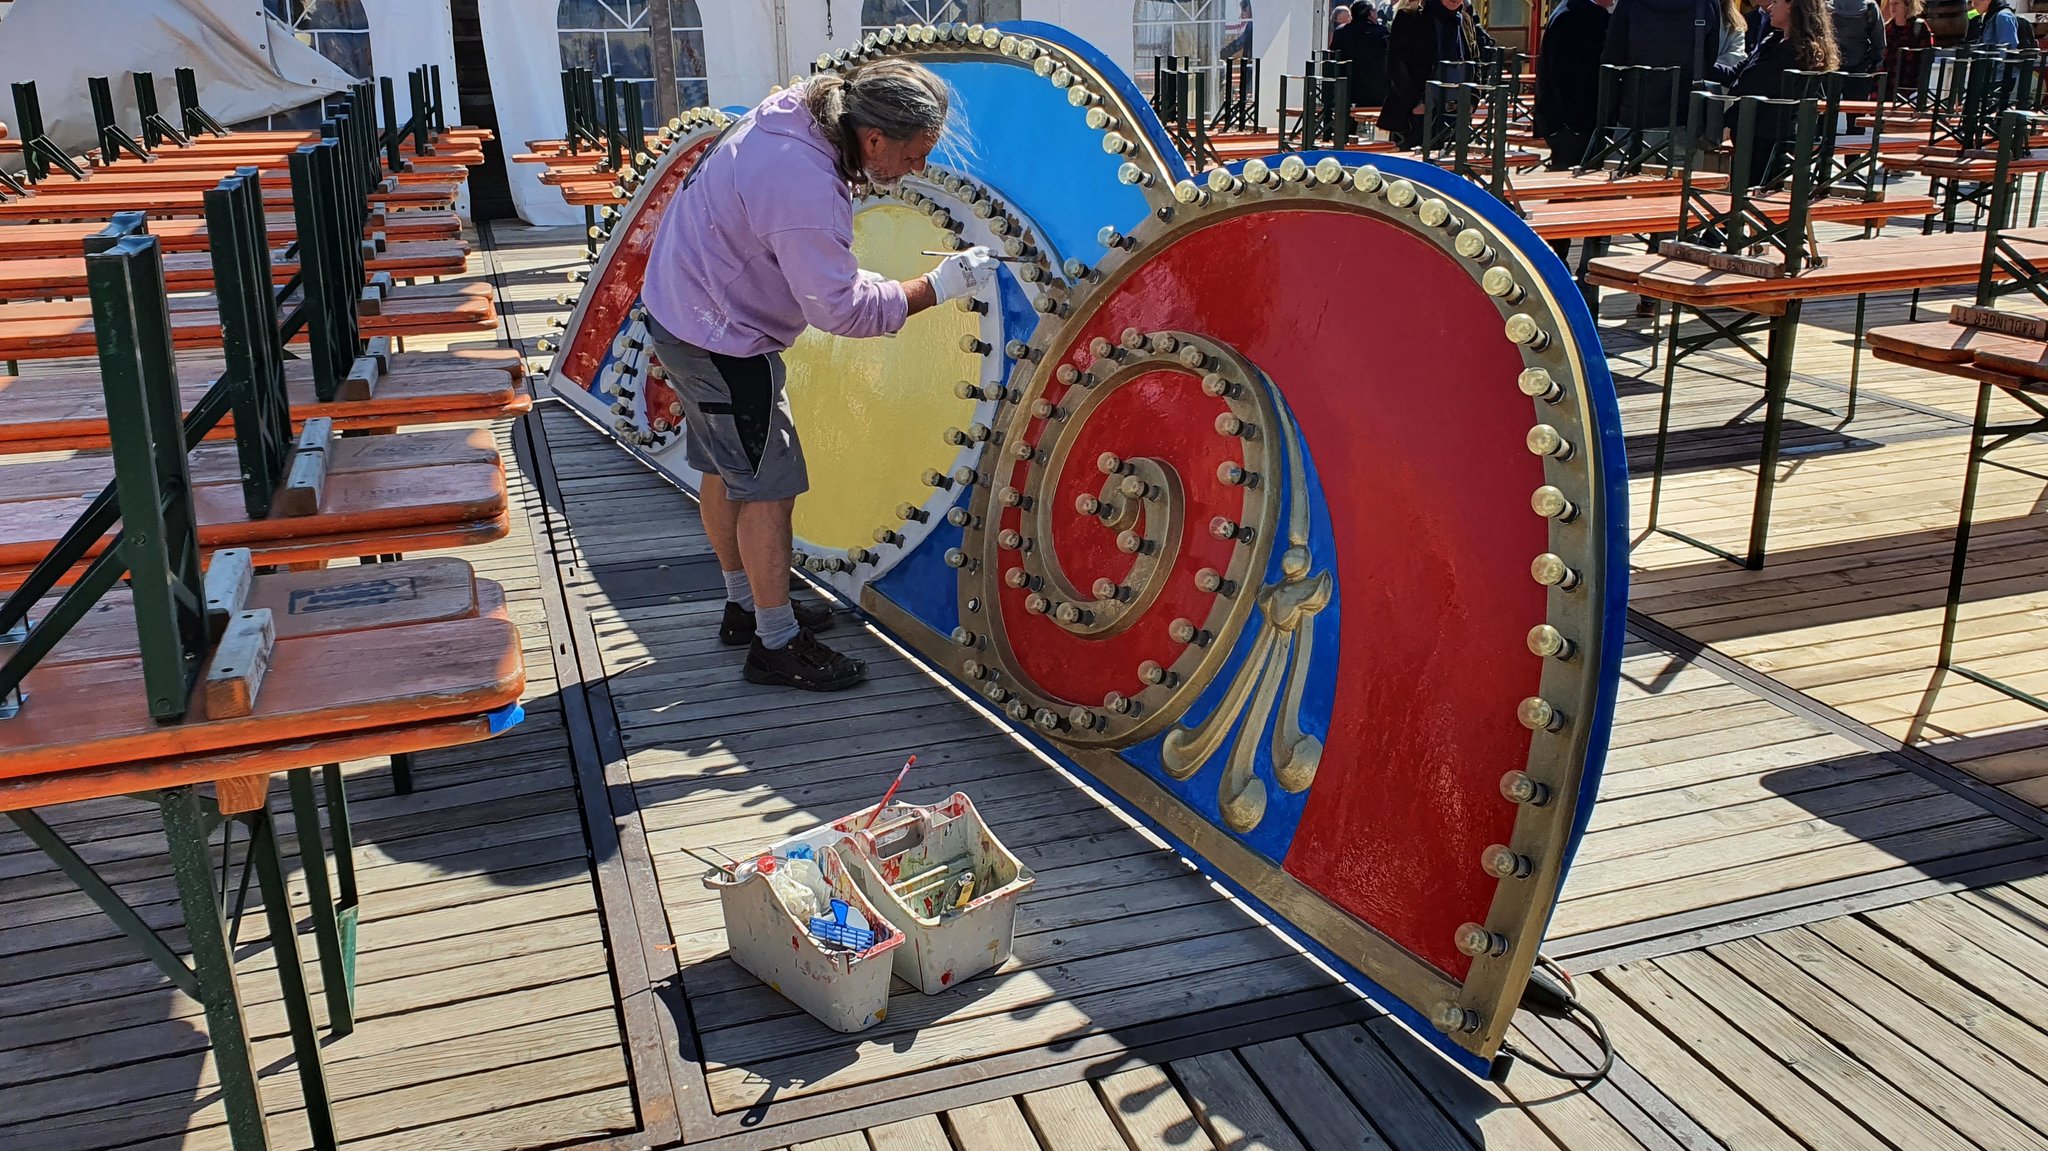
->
[994,22,1195,186]
[1115,388,1339,867]
[858,588,1490,1079]
[871,506,966,638]
[1267,149,1628,882]
[923,59,1151,266]
[993,262,1038,388]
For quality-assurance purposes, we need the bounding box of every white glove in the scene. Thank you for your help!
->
[923,246,996,304]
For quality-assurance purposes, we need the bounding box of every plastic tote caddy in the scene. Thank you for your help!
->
[828,791,1036,995]
[701,830,902,1034]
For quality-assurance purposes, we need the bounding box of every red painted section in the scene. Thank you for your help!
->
[1060,207,1548,980]
[559,136,714,391]
[997,368,1250,705]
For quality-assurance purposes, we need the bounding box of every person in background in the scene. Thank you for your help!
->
[1534,0,1614,171]
[1379,0,1493,148]
[1969,0,2021,44]
[1883,0,1933,95]
[640,60,995,691]
[1352,4,1393,107]
[1831,0,1886,96]
[1327,4,1363,102]
[1717,0,1842,185]
[1744,0,1774,48]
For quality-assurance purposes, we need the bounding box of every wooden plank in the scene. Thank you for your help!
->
[1653,950,1978,1150]
[1236,1037,1390,1151]
[1598,960,1889,1151]
[202,607,277,719]
[1708,935,2045,1148]
[1018,1081,1131,1151]
[1172,1050,1310,1151]
[1097,1065,1219,1151]
[1299,1025,1472,1151]
[943,1096,1043,1151]
[866,1114,952,1151]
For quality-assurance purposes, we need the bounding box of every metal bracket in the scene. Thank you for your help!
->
[0,617,28,719]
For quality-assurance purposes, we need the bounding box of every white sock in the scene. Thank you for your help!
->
[723,569,755,612]
[756,602,799,649]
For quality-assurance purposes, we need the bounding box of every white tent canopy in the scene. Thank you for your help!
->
[0,0,356,163]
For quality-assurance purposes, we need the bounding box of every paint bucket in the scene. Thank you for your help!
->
[828,792,1036,995]
[702,834,902,1034]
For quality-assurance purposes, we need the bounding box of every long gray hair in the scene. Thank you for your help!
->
[804,59,955,184]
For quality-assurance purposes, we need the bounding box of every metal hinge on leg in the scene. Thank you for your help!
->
[0,618,28,719]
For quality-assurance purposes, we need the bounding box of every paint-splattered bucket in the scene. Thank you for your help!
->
[829,792,1036,996]
[702,832,902,1034]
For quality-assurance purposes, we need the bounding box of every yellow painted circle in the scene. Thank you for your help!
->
[784,202,983,551]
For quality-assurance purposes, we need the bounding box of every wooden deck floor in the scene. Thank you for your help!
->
[4,218,2048,1150]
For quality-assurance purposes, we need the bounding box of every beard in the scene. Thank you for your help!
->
[863,168,905,191]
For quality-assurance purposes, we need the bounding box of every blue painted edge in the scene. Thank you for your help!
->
[1235,149,1630,884]
[856,591,1494,1077]
[995,20,1195,186]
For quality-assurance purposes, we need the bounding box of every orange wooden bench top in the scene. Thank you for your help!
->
[33,557,503,669]
[1878,151,2048,178]
[0,455,509,581]
[1585,228,2048,308]
[0,181,458,221]
[1501,169,1732,204]
[1526,192,1935,241]
[0,282,498,361]
[1868,318,2048,387]
[0,613,523,783]
[0,427,503,504]
[55,162,474,193]
[0,238,470,302]
[0,210,460,260]
[0,352,529,452]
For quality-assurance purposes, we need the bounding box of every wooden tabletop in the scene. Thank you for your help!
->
[0,281,499,361]
[1530,192,1935,242]
[1586,231,1991,307]
[0,210,460,260]
[0,179,456,221]
[0,238,470,302]
[1868,317,2048,387]
[0,349,529,453]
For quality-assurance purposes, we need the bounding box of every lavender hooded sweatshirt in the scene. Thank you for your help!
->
[641,85,911,357]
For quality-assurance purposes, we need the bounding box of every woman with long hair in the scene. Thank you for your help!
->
[1717,0,1841,184]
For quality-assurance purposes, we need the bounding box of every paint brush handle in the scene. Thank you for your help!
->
[919,249,1026,262]
[862,754,917,830]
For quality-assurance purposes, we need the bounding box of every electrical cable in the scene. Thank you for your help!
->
[1499,953,1618,1086]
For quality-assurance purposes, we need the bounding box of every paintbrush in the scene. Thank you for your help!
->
[679,845,737,877]
[861,754,918,830]
[919,249,1029,262]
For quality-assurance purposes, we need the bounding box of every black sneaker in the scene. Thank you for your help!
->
[719,598,837,646]
[743,628,867,691]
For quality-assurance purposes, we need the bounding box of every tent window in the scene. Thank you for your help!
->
[253,0,375,130]
[860,1,1021,34]
[1133,0,1253,97]
[558,0,709,117]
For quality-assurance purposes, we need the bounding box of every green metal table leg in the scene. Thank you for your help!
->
[1743,301,1802,570]
[389,752,414,795]
[160,787,272,1151]
[247,806,340,1151]
[1846,292,1867,425]
[288,765,357,1037]
[7,810,200,998]
[1640,301,1686,538]
[1937,380,1993,672]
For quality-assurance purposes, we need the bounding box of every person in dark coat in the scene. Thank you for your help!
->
[1334,3,1393,106]
[1378,0,1493,147]
[1533,0,1614,170]
[1601,0,1732,132]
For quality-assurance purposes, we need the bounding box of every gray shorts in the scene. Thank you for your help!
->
[646,317,809,502]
